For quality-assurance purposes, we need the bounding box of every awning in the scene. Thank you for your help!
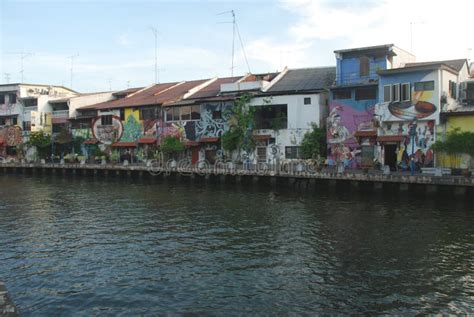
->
[354,130,377,138]
[185,140,200,147]
[252,134,272,141]
[83,138,99,145]
[112,142,137,147]
[199,137,219,143]
[52,118,69,124]
[377,135,407,142]
[138,137,157,144]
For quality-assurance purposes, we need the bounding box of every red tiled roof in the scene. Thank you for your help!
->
[377,135,407,142]
[185,140,200,147]
[80,79,210,110]
[112,142,137,147]
[199,137,220,143]
[83,139,99,145]
[253,134,272,140]
[138,137,157,144]
[354,130,377,137]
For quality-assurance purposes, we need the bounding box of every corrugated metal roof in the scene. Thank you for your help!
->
[404,59,467,72]
[79,80,210,110]
[188,76,242,99]
[267,67,336,93]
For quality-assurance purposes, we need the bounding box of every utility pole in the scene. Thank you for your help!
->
[149,27,158,84]
[107,78,113,91]
[68,54,79,89]
[4,73,10,84]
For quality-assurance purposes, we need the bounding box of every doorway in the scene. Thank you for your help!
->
[191,147,199,165]
[384,144,397,171]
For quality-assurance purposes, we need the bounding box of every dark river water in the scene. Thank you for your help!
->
[0,175,472,316]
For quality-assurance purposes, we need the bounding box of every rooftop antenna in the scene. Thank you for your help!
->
[4,73,10,84]
[217,10,251,77]
[6,51,34,83]
[126,80,131,89]
[467,48,472,61]
[68,53,79,89]
[107,78,112,91]
[149,26,159,84]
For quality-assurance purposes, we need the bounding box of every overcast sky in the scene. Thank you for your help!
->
[1,0,473,92]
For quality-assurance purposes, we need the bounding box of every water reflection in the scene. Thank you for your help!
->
[0,175,472,316]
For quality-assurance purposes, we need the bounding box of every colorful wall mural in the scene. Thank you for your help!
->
[0,126,23,157]
[327,94,376,167]
[195,102,232,139]
[91,116,123,145]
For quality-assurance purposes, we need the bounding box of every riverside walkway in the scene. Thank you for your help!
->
[1,162,473,195]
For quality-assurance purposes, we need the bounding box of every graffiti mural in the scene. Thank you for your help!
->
[379,120,435,168]
[121,115,142,142]
[72,128,92,139]
[195,102,232,139]
[92,116,123,145]
[327,100,375,167]
[0,126,23,147]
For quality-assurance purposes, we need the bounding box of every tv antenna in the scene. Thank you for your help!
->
[4,73,10,84]
[68,53,79,89]
[149,26,159,84]
[218,10,251,77]
[6,51,34,83]
[107,78,113,91]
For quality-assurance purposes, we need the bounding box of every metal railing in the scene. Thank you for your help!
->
[52,110,69,118]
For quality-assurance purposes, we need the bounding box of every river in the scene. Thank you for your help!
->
[0,175,472,316]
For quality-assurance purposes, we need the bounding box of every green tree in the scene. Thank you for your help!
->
[300,123,327,159]
[222,94,256,156]
[28,131,52,160]
[161,136,185,159]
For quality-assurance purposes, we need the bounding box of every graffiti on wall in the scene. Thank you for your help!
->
[72,128,92,139]
[327,100,375,167]
[0,126,23,147]
[381,120,435,168]
[92,116,123,145]
[121,115,142,142]
[31,111,52,134]
[195,103,232,139]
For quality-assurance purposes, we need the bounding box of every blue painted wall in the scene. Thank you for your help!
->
[378,70,433,101]
[337,56,387,86]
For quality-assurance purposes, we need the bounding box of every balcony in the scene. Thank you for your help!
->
[336,70,379,86]
[52,110,69,119]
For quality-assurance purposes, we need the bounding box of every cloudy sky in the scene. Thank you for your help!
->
[1,0,473,92]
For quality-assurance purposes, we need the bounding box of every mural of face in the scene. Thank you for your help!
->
[92,116,123,145]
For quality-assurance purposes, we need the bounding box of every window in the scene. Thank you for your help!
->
[9,94,16,104]
[392,84,400,102]
[165,107,180,121]
[0,118,5,126]
[6,147,17,156]
[0,95,4,104]
[360,56,370,77]
[140,107,158,120]
[304,97,311,105]
[212,111,222,119]
[449,81,457,99]
[12,117,17,125]
[414,81,434,91]
[333,89,351,100]
[101,115,112,126]
[23,121,31,131]
[401,83,411,102]
[466,83,474,100]
[285,146,300,159]
[355,87,376,100]
[254,105,287,129]
[383,85,391,102]
[120,109,125,121]
[257,146,267,162]
[180,106,191,121]
[191,105,200,120]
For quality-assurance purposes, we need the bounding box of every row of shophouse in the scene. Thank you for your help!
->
[1,43,474,169]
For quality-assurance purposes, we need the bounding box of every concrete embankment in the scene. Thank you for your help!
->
[1,163,473,197]
[0,282,20,317]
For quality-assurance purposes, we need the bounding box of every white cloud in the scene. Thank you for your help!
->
[278,0,474,61]
[116,32,131,47]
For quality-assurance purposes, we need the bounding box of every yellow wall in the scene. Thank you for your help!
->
[436,114,474,168]
[447,116,474,132]
[124,108,140,122]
